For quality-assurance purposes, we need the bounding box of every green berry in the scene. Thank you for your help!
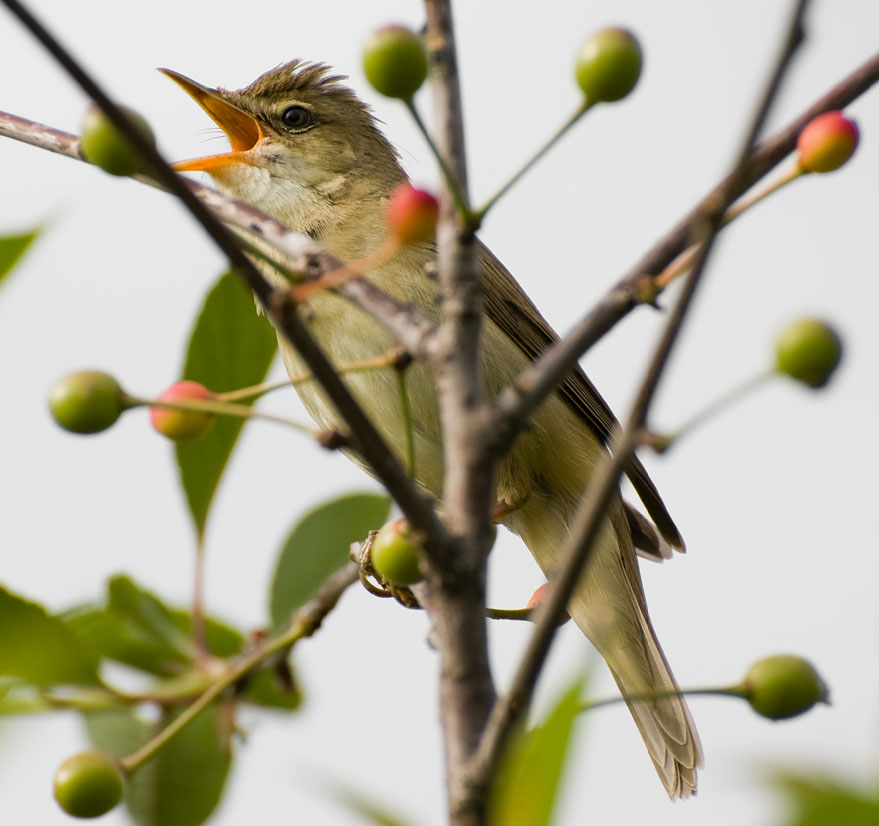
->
[575,28,642,103]
[387,183,438,244]
[797,111,859,174]
[53,750,124,819]
[49,371,126,434]
[80,104,156,177]
[775,318,843,388]
[150,380,215,441]
[372,518,423,586]
[363,26,428,100]
[741,655,828,720]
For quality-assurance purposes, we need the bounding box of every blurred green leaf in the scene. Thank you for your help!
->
[773,772,879,826]
[87,704,232,826]
[170,609,244,660]
[175,270,277,538]
[332,784,416,826]
[490,672,586,826]
[0,586,99,685]
[0,227,40,287]
[61,576,245,677]
[107,576,194,661]
[269,492,391,629]
[242,666,302,711]
[0,681,53,715]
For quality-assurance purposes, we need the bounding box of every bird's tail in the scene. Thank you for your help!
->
[591,593,703,798]
[515,498,703,798]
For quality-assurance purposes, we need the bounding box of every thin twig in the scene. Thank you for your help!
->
[466,0,812,803]
[119,562,360,774]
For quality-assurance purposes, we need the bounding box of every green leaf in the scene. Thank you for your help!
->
[61,578,245,677]
[269,492,391,629]
[331,784,417,826]
[175,270,277,538]
[241,666,302,711]
[86,704,232,826]
[107,576,195,666]
[0,586,99,685]
[489,672,586,826]
[0,227,40,287]
[773,772,879,826]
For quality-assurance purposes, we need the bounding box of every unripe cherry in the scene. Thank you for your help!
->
[575,28,642,103]
[526,583,571,625]
[387,183,438,245]
[150,380,215,441]
[741,655,828,720]
[49,370,126,434]
[53,750,124,818]
[775,318,843,388]
[363,26,428,100]
[371,518,424,586]
[797,111,859,173]
[80,104,156,177]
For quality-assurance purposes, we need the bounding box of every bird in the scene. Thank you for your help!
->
[162,59,703,798]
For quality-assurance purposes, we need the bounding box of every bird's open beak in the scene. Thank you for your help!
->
[159,68,263,172]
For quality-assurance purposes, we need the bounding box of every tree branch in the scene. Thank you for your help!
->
[422,3,497,824]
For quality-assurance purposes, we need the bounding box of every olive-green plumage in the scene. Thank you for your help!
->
[167,60,703,797]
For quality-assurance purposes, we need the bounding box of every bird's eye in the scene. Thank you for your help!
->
[280,105,314,131]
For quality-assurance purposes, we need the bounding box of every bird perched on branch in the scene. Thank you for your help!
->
[164,59,702,798]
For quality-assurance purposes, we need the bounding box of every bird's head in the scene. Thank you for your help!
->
[162,60,405,238]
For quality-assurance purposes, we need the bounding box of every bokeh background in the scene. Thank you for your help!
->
[1,0,877,823]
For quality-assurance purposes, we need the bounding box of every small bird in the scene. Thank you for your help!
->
[163,60,703,797]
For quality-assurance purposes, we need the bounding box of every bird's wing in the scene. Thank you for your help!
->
[477,241,685,552]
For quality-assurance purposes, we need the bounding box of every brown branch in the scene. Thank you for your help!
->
[422,3,497,825]
[466,0,812,805]
[0,0,445,552]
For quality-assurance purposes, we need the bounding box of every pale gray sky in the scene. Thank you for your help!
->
[1,1,877,824]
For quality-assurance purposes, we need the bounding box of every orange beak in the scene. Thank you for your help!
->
[159,68,263,172]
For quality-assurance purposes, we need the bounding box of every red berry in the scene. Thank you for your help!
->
[797,111,859,173]
[53,750,124,818]
[150,381,215,441]
[526,583,570,625]
[363,26,428,100]
[49,371,126,434]
[575,28,642,103]
[387,183,438,245]
[371,518,423,586]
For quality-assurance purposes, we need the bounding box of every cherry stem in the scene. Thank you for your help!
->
[653,163,806,290]
[404,98,474,222]
[582,683,748,712]
[475,99,592,224]
[485,607,532,621]
[290,237,399,301]
[216,378,293,403]
[645,368,775,453]
[125,393,315,435]
[191,534,208,660]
